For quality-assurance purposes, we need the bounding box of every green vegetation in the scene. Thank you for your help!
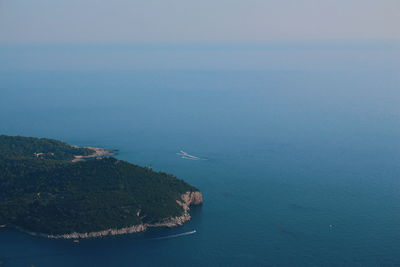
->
[0,135,198,235]
[0,135,92,160]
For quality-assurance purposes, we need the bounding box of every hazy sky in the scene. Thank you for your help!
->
[0,0,399,44]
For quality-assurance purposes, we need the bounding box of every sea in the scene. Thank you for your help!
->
[0,44,400,266]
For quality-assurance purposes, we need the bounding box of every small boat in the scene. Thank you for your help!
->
[152,230,197,240]
[176,151,203,160]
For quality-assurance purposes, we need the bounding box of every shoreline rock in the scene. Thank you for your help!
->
[72,147,115,162]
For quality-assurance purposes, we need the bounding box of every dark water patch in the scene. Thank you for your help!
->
[0,251,68,264]
[221,192,251,201]
[276,226,297,238]
[288,203,321,212]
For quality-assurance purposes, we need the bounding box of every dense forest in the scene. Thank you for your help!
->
[0,135,92,160]
[0,135,199,235]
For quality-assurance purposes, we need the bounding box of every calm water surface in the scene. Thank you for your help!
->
[0,69,399,266]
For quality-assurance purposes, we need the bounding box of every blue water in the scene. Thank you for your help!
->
[0,69,400,266]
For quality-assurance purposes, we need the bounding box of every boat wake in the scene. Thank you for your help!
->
[151,230,197,240]
[176,151,206,160]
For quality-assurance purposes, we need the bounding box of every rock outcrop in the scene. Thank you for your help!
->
[181,191,204,206]
[39,191,203,239]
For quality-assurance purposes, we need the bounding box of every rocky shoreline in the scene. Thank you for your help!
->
[72,147,115,162]
[12,191,203,240]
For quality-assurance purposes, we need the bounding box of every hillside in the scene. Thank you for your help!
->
[0,135,92,160]
[0,135,202,238]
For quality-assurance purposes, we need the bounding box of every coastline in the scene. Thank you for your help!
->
[7,191,203,240]
[72,147,115,162]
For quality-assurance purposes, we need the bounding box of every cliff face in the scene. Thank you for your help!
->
[44,191,203,239]
[177,191,203,213]
[181,191,204,206]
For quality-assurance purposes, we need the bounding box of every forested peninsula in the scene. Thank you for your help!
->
[0,135,202,239]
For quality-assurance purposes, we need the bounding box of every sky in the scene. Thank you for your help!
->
[0,0,399,71]
[0,0,399,44]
